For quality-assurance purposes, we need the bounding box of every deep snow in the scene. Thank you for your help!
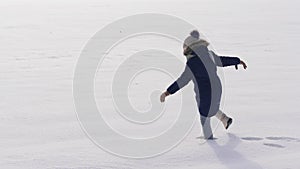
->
[0,0,300,168]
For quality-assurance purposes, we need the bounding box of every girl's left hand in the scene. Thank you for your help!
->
[160,91,170,103]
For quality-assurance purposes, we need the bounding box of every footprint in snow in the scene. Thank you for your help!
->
[265,136,300,142]
[241,137,264,141]
[240,136,300,149]
[263,143,285,148]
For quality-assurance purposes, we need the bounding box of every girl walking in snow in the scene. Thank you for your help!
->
[160,30,247,139]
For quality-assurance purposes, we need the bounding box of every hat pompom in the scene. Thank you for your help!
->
[190,30,200,39]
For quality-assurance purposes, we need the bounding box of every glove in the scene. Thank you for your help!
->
[160,91,170,103]
[235,60,247,70]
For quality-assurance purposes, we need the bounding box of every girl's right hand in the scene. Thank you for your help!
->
[235,60,247,70]
[240,60,247,69]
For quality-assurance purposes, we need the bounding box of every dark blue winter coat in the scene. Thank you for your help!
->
[167,41,240,117]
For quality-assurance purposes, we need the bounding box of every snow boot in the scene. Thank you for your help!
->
[225,118,233,130]
[216,110,233,130]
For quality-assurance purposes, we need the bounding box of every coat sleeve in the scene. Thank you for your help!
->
[167,65,192,94]
[210,51,241,67]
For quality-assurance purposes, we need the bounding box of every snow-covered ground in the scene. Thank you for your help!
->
[1,0,300,168]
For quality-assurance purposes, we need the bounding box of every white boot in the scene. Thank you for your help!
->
[216,110,233,130]
[200,116,214,139]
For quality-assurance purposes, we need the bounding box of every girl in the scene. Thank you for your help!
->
[160,30,247,139]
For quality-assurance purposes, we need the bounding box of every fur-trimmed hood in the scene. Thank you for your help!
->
[184,39,210,60]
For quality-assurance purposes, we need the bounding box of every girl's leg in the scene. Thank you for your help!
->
[200,116,213,139]
[215,110,233,129]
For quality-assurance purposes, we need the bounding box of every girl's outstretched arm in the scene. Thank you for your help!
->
[210,51,247,69]
[160,65,192,102]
